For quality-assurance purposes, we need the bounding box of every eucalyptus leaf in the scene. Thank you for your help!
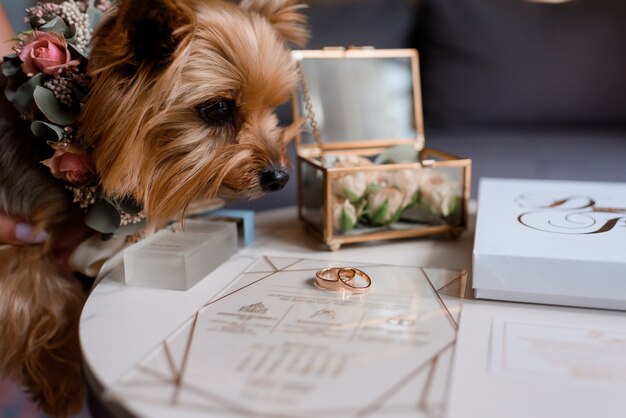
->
[87,6,104,30]
[33,86,79,125]
[40,17,68,35]
[68,44,89,61]
[1,55,21,77]
[1,61,19,77]
[65,24,77,44]
[31,121,65,140]
[374,144,418,165]
[4,69,25,102]
[85,200,121,234]
[13,73,46,114]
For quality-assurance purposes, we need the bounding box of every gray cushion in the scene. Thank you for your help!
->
[305,0,417,49]
[414,0,626,128]
[426,127,626,196]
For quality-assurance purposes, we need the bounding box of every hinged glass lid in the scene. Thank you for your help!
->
[292,48,424,151]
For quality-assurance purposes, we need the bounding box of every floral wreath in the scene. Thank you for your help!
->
[2,0,146,239]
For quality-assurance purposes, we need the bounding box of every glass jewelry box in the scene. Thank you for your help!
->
[292,48,471,250]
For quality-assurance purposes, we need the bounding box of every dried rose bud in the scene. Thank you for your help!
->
[367,187,404,225]
[332,199,357,231]
[333,172,368,202]
[419,172,458,216]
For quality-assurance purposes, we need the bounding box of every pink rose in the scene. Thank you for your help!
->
[19,32,79,76]
[42,143,96,185]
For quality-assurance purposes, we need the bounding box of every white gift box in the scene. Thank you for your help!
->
[473,178,626,310]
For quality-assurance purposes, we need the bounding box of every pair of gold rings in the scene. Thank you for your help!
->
[315,267,371,294]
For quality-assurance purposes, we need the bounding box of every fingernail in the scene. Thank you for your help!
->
[15,223,48,244]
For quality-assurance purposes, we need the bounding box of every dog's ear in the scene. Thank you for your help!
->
[240,0,309,47]
[116,0,192,68]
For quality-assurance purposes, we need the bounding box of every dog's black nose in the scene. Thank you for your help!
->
[260,168,290,192]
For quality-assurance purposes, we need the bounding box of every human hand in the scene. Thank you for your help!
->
[0,213,48,245]
[1,6,15,57]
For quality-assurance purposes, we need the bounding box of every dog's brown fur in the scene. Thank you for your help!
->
[0,0,307,416]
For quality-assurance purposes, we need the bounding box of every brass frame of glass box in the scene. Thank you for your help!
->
[292,48,471,251]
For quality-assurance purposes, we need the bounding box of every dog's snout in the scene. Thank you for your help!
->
[260,168,290,192]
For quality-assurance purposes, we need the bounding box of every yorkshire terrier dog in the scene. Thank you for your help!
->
[0,0,307,416]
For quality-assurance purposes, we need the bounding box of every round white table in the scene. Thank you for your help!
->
[80,206,475,417]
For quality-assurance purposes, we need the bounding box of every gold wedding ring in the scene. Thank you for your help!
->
[314,267,371,294]
[315,267,343,290]
[338,268,371,294]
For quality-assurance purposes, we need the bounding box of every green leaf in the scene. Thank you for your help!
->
[1,61,20,77]
[375,144,418,165]
[343,188,361,203]
[340,209,355,231]
[389,206,405,224]
[68,43,89,61]
[85,200,121,234]
[33,85,79,125]
[65,24,77,44]
[13,73,46,114]
[2,54,21,77]
[40,16,68,35]
[4,67,26,102]
[400,202,440,224]
[87,6,104,30]
[31,121,65,140]
[370,200,389,225]
[445,196,462,225]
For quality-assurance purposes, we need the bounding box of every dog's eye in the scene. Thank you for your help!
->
[198,100,236,125]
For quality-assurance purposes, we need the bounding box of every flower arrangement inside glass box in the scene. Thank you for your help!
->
[292,48,471,251]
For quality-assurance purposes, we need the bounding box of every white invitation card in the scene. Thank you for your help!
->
[106,255,467,418]
[448,300,626,418]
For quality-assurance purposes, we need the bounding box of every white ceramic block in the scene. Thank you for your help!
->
[124,220,237,290]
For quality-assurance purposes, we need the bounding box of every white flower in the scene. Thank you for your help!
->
[388,169,420,208]
[333,155,373,168]
[367,187,404,225]
[332,171,368,202]
[419,172,458,217]
[333,199,357,231]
